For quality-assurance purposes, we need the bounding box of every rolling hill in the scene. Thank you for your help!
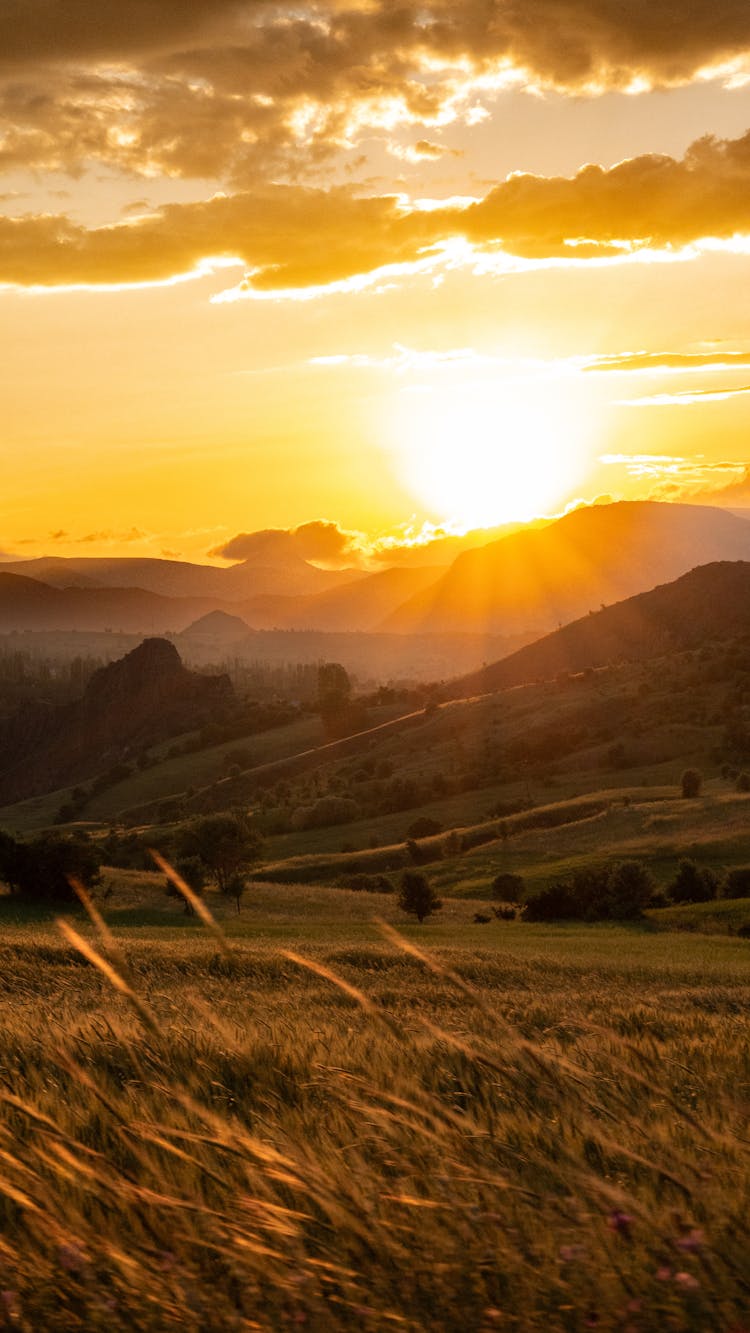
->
[383,501,750,636]
[239,565,445,631]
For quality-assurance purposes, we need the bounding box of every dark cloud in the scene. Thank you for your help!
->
[5,130,750,290]
[1,3,750,182]
[211,521,365,567]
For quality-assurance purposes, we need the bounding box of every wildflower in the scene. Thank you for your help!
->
[607,1209,634,1238]
[656,1267,672,1281]
[674,1271,700,1290]
[675,1229,704,1253]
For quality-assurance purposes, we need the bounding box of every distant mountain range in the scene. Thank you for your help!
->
[2,502,750,640]
[448,560,750,698]
[0,553,360,600]
[382,502,750,636]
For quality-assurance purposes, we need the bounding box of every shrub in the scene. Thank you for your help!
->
[398,871,442,923]
[680,768,703,799]
[406,817,443,840]
[524,861,654,923]
[669,858,719,904]
[721,866,750,899]
[491,872,524,902]
[736,772,750,792]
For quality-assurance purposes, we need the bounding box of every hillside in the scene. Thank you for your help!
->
[0,637,233,803]
[383,501,750,636]
[240,565,444,631]
[447,560,750,697]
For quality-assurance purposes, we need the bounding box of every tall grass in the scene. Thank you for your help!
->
[0,895,746,1329]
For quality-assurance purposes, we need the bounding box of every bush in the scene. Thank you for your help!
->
[721,866,750,900]
[491,872,524,901]
[669,858,719,904]
[291,796,360,830]
[680,768,703,799]
[398,871,442,923]
[406,817,443,840]
[736,772,750,792]
[524,861,654,923]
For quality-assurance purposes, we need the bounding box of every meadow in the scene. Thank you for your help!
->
[0,881,747,1331]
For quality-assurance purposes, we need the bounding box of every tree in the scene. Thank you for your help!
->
[178,813,263,909]
[317,662,351,720]
[0,832,101,906]
[491,871,524,902]
[680,768,703,799]
[605,860,655,919]
[398,871,442,923]
[669,858,718,904]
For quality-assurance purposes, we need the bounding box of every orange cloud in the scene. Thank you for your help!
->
[5,130,750,292]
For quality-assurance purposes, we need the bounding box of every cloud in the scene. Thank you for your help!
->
[588,349,750,374]
[210,521,367,568]
[619,383,750,406]
[2,3,750,184]
[600,452,750,502]
[6,128,750,293]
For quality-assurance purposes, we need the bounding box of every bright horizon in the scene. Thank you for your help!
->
[2,3,750,563]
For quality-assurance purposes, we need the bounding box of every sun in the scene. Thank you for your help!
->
[388,379,589,528]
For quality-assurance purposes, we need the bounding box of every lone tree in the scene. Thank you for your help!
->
[0,831,101,906]
[398,870,442,923]
[178,812,263,912]
[681,768,703,799]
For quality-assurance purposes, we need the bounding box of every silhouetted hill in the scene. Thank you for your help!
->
[0,638,233,802]
[240,566,444,631]
[0,572,234,633]
[181,611,252,641]
[0,555,359,600]
[383,502,750,636]
[447,561,750,697]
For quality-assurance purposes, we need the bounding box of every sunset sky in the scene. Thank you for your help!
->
[3,1,750,564]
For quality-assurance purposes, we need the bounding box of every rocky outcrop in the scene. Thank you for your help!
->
[0,638,233,803]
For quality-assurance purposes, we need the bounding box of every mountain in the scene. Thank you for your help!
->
[0,638,233,803]
[240,566,444,632]
[0,572,229,633]
[180,611,252,642]
[382,502,750,636]
[447,560,750,698]
[0,555,360,601]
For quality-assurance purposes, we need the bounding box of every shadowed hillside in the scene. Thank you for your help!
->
[0,638,233,803]
[383,502,750,635]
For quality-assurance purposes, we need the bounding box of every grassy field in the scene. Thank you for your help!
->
[0,880,747,1330]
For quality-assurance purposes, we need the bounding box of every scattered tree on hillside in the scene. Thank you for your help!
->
[178,813,263,911]
[524,860,654,923]
[398,870,442,923]
[491,871,524,902]
[680,768,703,799]
[0,832,101,905]
[669,858,718,904]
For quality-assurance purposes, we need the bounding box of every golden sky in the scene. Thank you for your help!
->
[3,1,750,563]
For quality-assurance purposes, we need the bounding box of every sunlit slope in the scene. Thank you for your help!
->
[447,560,750,697]
[383,501,750,635]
